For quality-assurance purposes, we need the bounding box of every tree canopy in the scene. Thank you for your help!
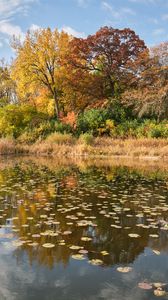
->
[0,25,166,139]
[11,28,70,118]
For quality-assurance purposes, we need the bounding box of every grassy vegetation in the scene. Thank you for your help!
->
[0,105,168,159]
[0,135,168,159]
[27,137,168,159]
[0,138,23,155]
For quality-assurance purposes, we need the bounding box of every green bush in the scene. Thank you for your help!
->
[18,121,54,143]
[18,119,73,144]
[76,109,111,135]
[76,109,168,139]
[54,122,72,134]
[136,120,161,138]
[0,104,44,138]
[115,120,140,138]
[79,133,94,145]
[147,123,168,138]
[17,131,38,144]
[107,100,131,123]
[1,102,168,142]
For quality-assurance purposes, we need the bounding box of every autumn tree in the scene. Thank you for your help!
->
[60,68,106,112]
[67,26,146,103]
[0,60,16,106]
[151,41,168,66]
[11,28,70,119]
[122,43,168,120]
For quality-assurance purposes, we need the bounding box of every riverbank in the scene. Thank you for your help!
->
[1,136,168,160]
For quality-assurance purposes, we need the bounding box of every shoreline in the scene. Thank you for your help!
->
[1,137,168,161]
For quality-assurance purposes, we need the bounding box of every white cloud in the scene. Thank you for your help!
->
[29,24,41,31]
[0,20,24,38]
[0,0,37,20]
[61,26,86,38]
[0,0,37,48]
[102,1,136,20]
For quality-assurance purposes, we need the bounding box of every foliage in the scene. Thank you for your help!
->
[0,104,43,138]
[76,109,112,135]
[122,45,168,120]
[11,28,70,118]
[78,133,94,145]
[0,60,16,106]
[0,26,166,144]
[136,120,168,138]
[18,119,73,144]
[76,103,132,136]
[68,26,146,100]
[60,111,77,129]
[45,132,75,145]
[76,112,168,139]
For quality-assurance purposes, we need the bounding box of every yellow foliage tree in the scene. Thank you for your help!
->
[11,28,70,118]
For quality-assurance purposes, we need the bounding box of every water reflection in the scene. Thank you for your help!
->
[0,157,168,299]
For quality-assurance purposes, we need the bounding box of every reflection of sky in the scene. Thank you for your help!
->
[0,243,168,300]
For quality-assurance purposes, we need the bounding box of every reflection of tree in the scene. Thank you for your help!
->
[0,161,167,269]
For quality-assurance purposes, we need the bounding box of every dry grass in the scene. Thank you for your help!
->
[45,132,75,145]
[0,138,18,155]
[25,136,168,159]
[93,137,168,158]
[1,136,168,159]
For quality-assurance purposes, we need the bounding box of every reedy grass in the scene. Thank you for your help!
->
[0,135,168,159]
[23,136,168,159]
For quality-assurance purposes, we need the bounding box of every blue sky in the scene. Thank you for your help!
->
[0,0,168,60]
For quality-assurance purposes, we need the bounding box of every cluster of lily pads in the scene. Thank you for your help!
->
[116,266,168,297]
[0,164,168,294]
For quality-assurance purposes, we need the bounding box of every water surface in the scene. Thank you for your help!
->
[0,157,168,300]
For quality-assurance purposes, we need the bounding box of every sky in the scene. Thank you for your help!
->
[0,0,168,60]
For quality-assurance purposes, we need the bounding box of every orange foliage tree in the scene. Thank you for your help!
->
[67,26,146,103]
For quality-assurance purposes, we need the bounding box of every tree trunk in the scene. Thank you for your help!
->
[53,91,59,120]
[107,75,115,98]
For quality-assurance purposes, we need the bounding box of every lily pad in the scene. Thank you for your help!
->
[117,267,133,273]
[128,233,140,238]
[42,243,55,248]
[71,254,85,260]
[138,282,153,290]
[81,237,92,242]
[88,259,103,266]
[154,288,166,297]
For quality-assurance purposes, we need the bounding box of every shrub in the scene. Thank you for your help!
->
[115,120,140,138]
[76,109,111,135]
[18,119,73,144]
[0,104,44,138]
[79,133,94,145]
[45,132,75,145]
[54,122,72,134]
[147,123,168,138]
[107,100,130,123]
[17,131,38,144]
